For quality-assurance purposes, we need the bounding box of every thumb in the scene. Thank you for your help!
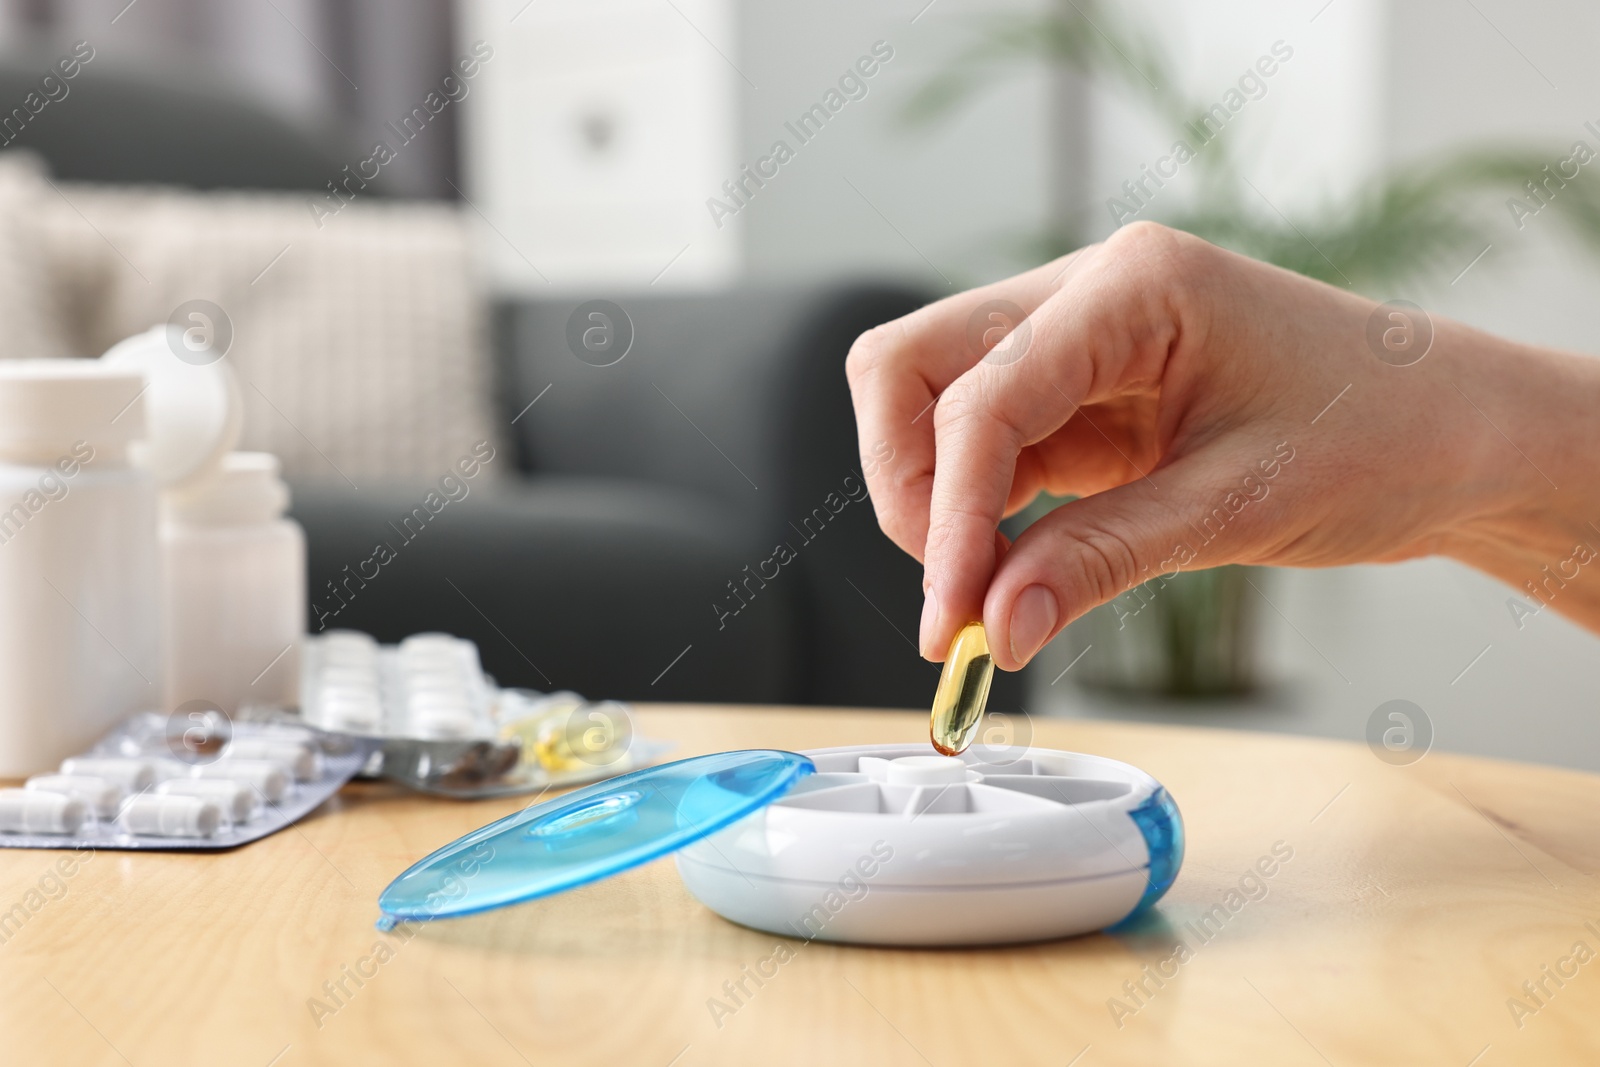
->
[982,460,1242,671]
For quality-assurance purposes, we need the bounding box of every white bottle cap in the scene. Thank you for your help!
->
[0,360,146,460]
[100,325,243,488]
[163,452,290,525]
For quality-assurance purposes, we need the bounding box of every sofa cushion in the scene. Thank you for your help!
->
[290,476,798,704]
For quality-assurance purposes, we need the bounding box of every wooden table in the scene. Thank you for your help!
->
[2,705,1599,1066]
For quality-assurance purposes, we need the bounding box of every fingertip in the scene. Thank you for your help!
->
[920,542,996,664]
[918,586,942,661]
[987,582,1060,671]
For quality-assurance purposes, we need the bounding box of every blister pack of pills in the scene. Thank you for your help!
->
[302,631,495,738]
[0,713,379,851]
[301,630,672,799]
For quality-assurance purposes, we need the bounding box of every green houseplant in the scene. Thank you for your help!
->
[906,1,1600,697]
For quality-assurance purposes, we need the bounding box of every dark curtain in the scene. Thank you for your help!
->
[1,0,460,197]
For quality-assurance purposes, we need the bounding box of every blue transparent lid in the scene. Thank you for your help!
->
[378,749,814,925]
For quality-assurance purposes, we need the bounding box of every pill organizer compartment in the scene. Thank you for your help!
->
[377,743,1183,946]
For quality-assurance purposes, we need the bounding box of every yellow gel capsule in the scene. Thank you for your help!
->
[929,621,995,756]
[533,724,586,772]
[502,700,631,772]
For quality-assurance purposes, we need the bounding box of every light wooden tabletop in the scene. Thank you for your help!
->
[2,705,1598,1066]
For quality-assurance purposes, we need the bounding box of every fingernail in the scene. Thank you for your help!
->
[919,586,940,660]
[1008,584,1059,666]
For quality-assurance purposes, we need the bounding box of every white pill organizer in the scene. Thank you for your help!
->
[0,713,379,851]
[379,742,1185,945]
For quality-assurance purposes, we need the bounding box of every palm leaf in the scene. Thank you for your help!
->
[905,2,1600,293]
[1166,150,1600,292]
[901,7,1193,142]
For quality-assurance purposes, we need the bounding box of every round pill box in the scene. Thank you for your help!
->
[677,743,1181,945]
[378,743,1183,946]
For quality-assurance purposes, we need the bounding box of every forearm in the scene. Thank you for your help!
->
[1440,325,1600,631]
[848,222,1600,667]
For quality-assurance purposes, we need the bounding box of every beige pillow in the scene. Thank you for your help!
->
[20,165,500,484]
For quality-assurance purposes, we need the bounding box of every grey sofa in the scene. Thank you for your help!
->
[292,285,1028,711]
[0,49,1027,710]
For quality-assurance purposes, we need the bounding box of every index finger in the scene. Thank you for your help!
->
[844,251,1086,563]
[919,225,1189,660]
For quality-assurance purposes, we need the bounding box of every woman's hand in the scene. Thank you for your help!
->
[846,222,1600,670]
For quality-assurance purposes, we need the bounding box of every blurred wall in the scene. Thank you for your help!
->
[459,0,1064,292]
[459,0,741,290]
[1387,0,1600,355]
[734,0,1063,290]
[1078,0,1386,232]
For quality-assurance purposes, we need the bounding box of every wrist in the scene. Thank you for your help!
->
[1435,327,1600,620]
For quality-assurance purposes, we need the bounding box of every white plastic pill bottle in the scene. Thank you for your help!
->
[161,452,305,713]
[0,361,160,775]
